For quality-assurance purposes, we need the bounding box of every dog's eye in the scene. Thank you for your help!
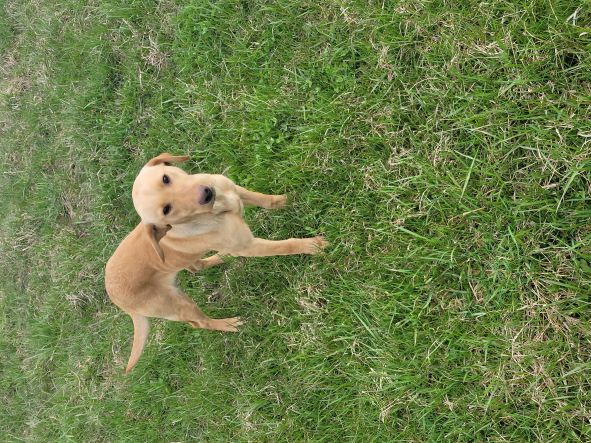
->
[162,174,170,184]
[163,204,171,216]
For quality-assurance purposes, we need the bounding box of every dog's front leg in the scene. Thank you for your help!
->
[235,186,287,209]
[231,236,327,257]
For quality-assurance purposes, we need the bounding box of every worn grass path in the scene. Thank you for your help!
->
[1,0,591,441]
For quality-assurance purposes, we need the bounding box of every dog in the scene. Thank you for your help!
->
[105,153,327,372]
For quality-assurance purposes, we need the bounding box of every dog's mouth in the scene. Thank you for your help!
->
[199,186,215,205]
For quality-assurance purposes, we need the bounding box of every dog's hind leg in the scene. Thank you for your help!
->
[143,288,242,333]
[186,254,226,273]
[124,288,242,372]
[168,291,242,332]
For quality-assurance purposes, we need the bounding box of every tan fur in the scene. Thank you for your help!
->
[105,153,327,372]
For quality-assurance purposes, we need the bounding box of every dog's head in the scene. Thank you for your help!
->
[131,153,225,262]
[132,153,217,225]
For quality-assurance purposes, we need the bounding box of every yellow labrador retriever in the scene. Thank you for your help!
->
[105,153,326,372]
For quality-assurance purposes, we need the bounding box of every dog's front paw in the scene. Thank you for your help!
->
[211,316,243,332]
[268,194,287,209]
[303,236,328,255]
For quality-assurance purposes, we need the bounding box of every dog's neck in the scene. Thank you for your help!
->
[167,217,219,238]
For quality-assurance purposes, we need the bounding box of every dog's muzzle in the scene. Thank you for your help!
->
[199,186,215,205]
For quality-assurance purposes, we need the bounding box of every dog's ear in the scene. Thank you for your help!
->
[146,153,189,167]
[145,223,172,262]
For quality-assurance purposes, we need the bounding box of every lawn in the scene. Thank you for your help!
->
[1,0,591,441]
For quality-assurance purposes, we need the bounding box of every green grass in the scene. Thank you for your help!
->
[1,0,591,440]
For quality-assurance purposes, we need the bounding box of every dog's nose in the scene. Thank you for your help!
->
[198,186,215,205]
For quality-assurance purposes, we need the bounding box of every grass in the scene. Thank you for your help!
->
[1,0,591,440]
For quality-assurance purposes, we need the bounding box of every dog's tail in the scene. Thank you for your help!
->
[125,314,150,373]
